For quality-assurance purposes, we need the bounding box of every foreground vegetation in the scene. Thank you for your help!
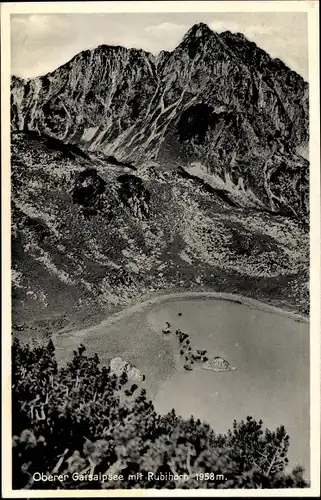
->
[12,339,308,490]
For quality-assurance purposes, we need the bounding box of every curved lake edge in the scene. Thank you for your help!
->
[48,292,309,478]
[59,291,309,339]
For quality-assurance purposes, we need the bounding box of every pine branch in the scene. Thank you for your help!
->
[51,448,69,474]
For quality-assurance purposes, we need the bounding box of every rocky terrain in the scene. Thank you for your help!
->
[10,23,309,336]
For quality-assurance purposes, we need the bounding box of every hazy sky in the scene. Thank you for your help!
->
[11,12,308,80]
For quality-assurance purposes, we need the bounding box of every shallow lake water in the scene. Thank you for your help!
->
[53,297,309,475]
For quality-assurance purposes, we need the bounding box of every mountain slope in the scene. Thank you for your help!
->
[10,24,309,334]
[11,132,308,336]
[11,23,309,220]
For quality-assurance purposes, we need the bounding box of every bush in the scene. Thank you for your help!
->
[12,339,308,490]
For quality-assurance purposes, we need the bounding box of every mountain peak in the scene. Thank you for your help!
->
[178,23,219,57]
[184,22,214,40]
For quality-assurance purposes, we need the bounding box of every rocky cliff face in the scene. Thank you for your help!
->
[10,24,309,333]
[11,23,309,219]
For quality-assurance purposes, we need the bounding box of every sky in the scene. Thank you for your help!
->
[11,12,308,80]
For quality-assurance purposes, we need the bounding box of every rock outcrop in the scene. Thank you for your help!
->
[110,357,145,382]
[203,357,237,372]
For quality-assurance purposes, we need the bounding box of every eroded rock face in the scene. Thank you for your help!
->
[11,46,157,147]
[11,23,309,220]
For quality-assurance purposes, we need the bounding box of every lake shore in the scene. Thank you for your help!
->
[50,292,309,475]
[58,291,308,339]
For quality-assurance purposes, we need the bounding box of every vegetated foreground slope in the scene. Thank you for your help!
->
[12,339,308,489]
[10,23,309,334]
[11,131,308,337]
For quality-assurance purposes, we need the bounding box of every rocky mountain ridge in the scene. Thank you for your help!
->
[11,23,309,219]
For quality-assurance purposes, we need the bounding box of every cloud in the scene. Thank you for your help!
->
[11,14,66,40]
[207,17,308,78]
[139,21,188,53]
[209,20,241,33]
[144,22,181,33]
[11,14,83,77]
[144,22,186,35]
[209,19,274,38]
[10,13,308,80]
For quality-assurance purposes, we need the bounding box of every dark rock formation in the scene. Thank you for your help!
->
[71,168,108,218]
[117,174,150,218]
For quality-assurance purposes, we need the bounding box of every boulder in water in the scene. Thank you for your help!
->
[202,357,237,372]
[110,357,145,381]
[127,366,145,382]
[110,357,128,376]
[179,333,189,343]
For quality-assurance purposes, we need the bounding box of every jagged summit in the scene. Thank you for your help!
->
[178,22,219,53]
[11,75,25,86]
[184,22,215,39]
[94,43,151,56]
[221,30,247,41]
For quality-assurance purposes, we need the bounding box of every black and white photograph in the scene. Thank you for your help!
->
[1,0,320,496]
